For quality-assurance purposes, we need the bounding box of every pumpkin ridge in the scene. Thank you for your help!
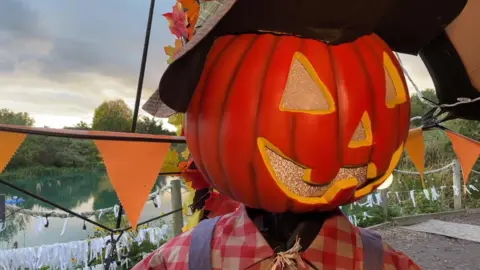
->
[361,36,401,176]
[193,36,238,195]
[253,35,282,210]
[326,45,343,170]
[351,40,376,178]
[289,39,308,163]
[217,35,259,201]
[287,39,308,211]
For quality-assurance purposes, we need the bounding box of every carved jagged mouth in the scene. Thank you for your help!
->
[264,147,368,197]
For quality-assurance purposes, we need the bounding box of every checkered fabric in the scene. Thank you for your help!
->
[133,205,420,270]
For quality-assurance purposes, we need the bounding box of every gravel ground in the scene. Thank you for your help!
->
[376,213,480,270]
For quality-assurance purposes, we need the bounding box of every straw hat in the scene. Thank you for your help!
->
[143,0,467,118]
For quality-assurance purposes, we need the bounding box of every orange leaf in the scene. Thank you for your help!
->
[178,0,200,38]
[164,39,183,64]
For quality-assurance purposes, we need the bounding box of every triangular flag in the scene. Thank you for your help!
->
[0,132,27,174]
[404,128,425,185]
[446,130,480,184]
[95,140,171,229]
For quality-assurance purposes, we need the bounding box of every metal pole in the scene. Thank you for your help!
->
[171,179,184,236]
[380,189,389,221]
[131,0,156,132]
[115,0,156,230]
[453,159,463,210]
[107,1,156,268]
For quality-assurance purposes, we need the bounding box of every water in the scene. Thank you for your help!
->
[0,170,186,249]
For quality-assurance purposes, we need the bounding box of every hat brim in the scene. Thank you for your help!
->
[142,89,176,118]
[144,0,237,117]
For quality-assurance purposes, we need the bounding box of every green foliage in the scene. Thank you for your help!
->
[168,113,184,136]
[0,109,35,126]
[6,135,101,171]
[64,121,91,130]
[92,100,133,132]
[2,100,177,174]
[136,116,175,135]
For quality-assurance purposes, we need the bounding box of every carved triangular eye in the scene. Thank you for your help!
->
[384,52,407,108]
[349,112,373,148]
[280,52,335,114]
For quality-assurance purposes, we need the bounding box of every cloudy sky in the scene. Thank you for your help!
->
[0,0,434,129]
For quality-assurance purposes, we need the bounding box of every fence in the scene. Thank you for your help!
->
[342,159,480,228]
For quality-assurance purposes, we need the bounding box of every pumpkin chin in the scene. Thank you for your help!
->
[257,136,404,206]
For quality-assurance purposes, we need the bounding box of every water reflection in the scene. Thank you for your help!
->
[0,170,181,249]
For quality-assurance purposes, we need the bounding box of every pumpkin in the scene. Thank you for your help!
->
[185,33,410,213]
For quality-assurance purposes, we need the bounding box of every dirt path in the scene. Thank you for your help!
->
[376,213,480,270]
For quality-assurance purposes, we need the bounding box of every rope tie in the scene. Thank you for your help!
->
[270,236,306,270]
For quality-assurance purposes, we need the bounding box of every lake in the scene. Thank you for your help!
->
[0,170,186,249]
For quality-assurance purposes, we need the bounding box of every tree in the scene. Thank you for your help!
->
[136,116,175,135]
[0,109,35,126]
[92,100,133,132]
[64,121,91,130]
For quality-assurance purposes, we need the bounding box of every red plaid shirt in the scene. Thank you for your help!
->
[133,205,419,270]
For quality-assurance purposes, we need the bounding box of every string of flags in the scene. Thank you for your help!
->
[404,127,480,186]
[0,123,478,229]
[0,124,185,229]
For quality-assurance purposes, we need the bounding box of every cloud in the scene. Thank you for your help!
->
[0,0,177,125]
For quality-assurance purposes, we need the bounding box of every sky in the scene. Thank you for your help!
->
[0,0,434,129]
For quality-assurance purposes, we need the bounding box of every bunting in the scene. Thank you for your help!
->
[402,127,480,185]
[0,132,26,174]
[95,140,171,229]
[404,128,425,185]
[0,124,185,230]
[446,130,480,184]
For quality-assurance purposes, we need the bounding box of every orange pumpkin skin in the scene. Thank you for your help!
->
[185,33,410,213]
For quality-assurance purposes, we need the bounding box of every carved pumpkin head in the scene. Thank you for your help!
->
[185,33,410,213]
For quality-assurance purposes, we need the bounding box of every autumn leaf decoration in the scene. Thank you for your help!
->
[163,3,189,40]
[167,113,185,136]
[165,39,183,65]
[178,0,200,39]
[163,0,200,64]
[181,160,210,190]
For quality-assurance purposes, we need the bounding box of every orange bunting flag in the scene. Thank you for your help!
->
[404,128,425,184]
[0,132,26,174]
[95,140,171,229]
[446,130,480,184]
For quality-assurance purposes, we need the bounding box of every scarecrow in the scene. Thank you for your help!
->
[135,0,479,269]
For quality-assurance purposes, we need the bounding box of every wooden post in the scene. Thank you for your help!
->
[380,189,389,221]
[453,159,463,210]
[171,179,183,236]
